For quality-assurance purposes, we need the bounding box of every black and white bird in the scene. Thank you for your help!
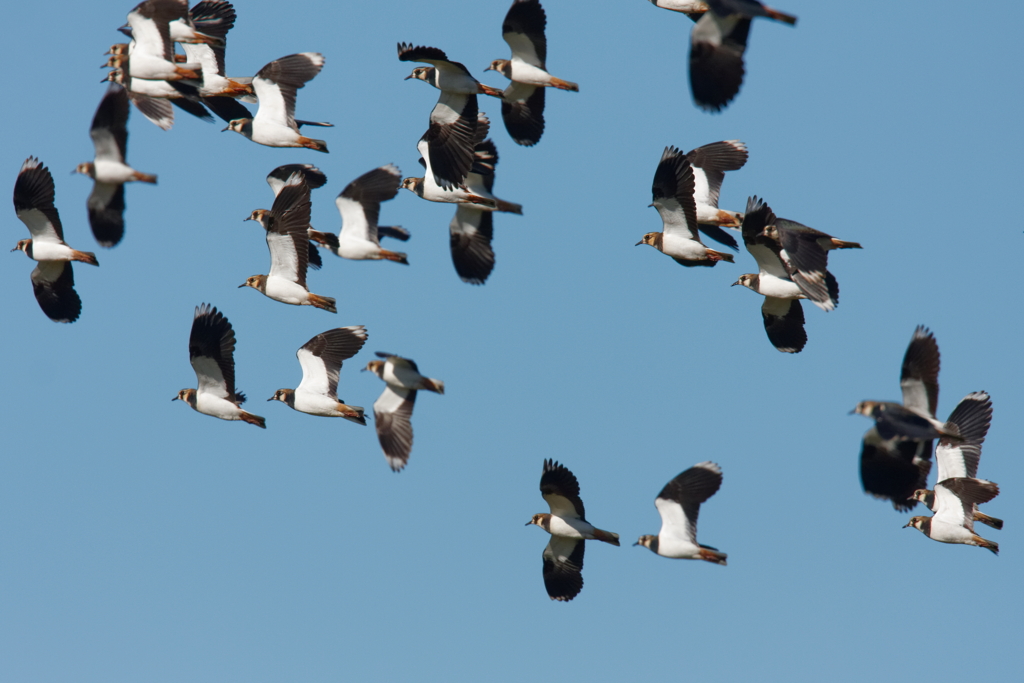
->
[11,158,98,323]
[648,1,708,19]
[635,462,727,564]
[527,459,620,602]
[174,303,266,428]
[637,146,735,267]
[686,139,748,250]
[75,84,157,247]
[688,0,797,112]
[485,0,579,146]
[760,218,860,312]
[399,42,503,189]
[910,392,1003,530]
[447,139,515,284]
[224,53,331,151]
[732,196,810,353]
[119,0,206,82]
[268,327,368,425]
[363,352,444,472]
[401,113,498,208]
[307,165,409,264]
[904,477,1000,555]
[857,326,941,512]
[240,174,337,312]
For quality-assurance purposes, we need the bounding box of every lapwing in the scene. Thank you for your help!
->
[74,84,157,247]
[174,303,266,428]
[224,53,331,151]
[401,113,497,208]
[760,218,861,312]
[527,459,620,602]
[120,0,205,82]
[268,327,368,425]
[904,477,999,555]
[363,352,444,472]
[636,461,728,564]
[636,146,735,267]
[11,158,98,323]
[485,0,579,146]
[685,139,748,250]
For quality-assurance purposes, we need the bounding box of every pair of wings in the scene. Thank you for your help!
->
[262,174,313,287]
[252,53,326,131]
[653,462,723,546]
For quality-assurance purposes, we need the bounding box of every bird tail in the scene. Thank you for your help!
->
[379,249,409,265]
[699,547,728,565]
[73,250,99,266]
[308,293,337,313]
[707,249,735,264]
[478,83,505,98]
[132,171,158,184]
[972,535,999,555]
[298,136,329,153]
[549,77,579,92]
[240,411,266,429]
[714,209,743,227]
[421,378,444,395]
[975,511,1004,531]
[338,404,366,426]
[764,6,798,25]
[829,238,862,250]
[592,528,620,546]
[495,199,523,215]
[466,194,497,209]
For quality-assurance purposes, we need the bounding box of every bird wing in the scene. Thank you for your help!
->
[337,165,402,244]
[686,139,748,207]
[651,146,700,241]
[91,84,130,163]
[373,385,417,472]
[449,205,495,285]
[86,182,126,248]
[899,325,940,416]
[761,296,806,353]
[500,81,545,147]
[266,180,312,287]
[296,326,368,397]
[689,12,751,112]
[541,536,584,602]
[30,261,81,323]
[188,303,236,401]
[502,0,548,68]
[421,92,479,189]
[936,392,992,481]
[858,427,930,512]
[253,53,325,129]
[14,158,64,242]
[655,461,722,544]
[540,459,586,520]
[396,42,474,78]
[741,196,788,278]
[266,164,327,197]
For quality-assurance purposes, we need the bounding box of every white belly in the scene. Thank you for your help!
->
[26,242,75,262]
[250,121,300,147]
[93,160,138,184]
[195,392,243,420]
[654,535,703,559]
[547,515,596,540]
[336,237,381,260]
[661,233,708,260]
[292,391,348,417]
[265,277,310,305]
[758,274,804,299]
[509,60,555,87]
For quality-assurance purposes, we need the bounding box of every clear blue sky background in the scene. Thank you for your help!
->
[3,1,1022,680]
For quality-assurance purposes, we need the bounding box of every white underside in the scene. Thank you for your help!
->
[757,274,804,299]
[509,60,557,87]
[24,242,76,262]
[661,233,710,260]
[264,277,310,305]
[546,515,598,540]
[292,391,358,417]
[92,160,139,184]
[336,237,383,260]
[653,536,704,559]
[195,392,246,420]
[249,122,302,147]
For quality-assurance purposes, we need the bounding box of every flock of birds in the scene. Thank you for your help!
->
[8,0,1005,603]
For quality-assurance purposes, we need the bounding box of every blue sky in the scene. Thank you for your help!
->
[2,1,1022,681]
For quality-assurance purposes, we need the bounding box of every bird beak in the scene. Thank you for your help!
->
[634,240,643,246]
[243,216,251,221]
[221,126,230,132]
[237,282,247,288]
[10,246,18,252]
[847,408,857,415]
[403,74,414,80]
[902,521,914,528]
[266,397,275,401]
[730,280,741,286]
[632,541,641,547]
[524,521,532,526]
[171,395,179,401]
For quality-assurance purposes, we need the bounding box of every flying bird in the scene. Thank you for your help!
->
[174,303,266,428]
[904,477,999,555]
[760,218,860,312]
[240,174,336,312]
[636,146,735,267]
[264,163,328,271]
[399,42,503,189]
[857,326,940,512]
[119,0,206,82]
[363,352,444,472]
[485,0,579,146]
[909,392,1002,530]
[74,84,157,247]
[527,459,619,602]
[688,0,797,112]
[11,158,98,323]
[268,326,368,425]
[685,139,748,250]
[401,113,498,208]
[224,53,331,151]
[636,462,727,564]
[307,165,409,264]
